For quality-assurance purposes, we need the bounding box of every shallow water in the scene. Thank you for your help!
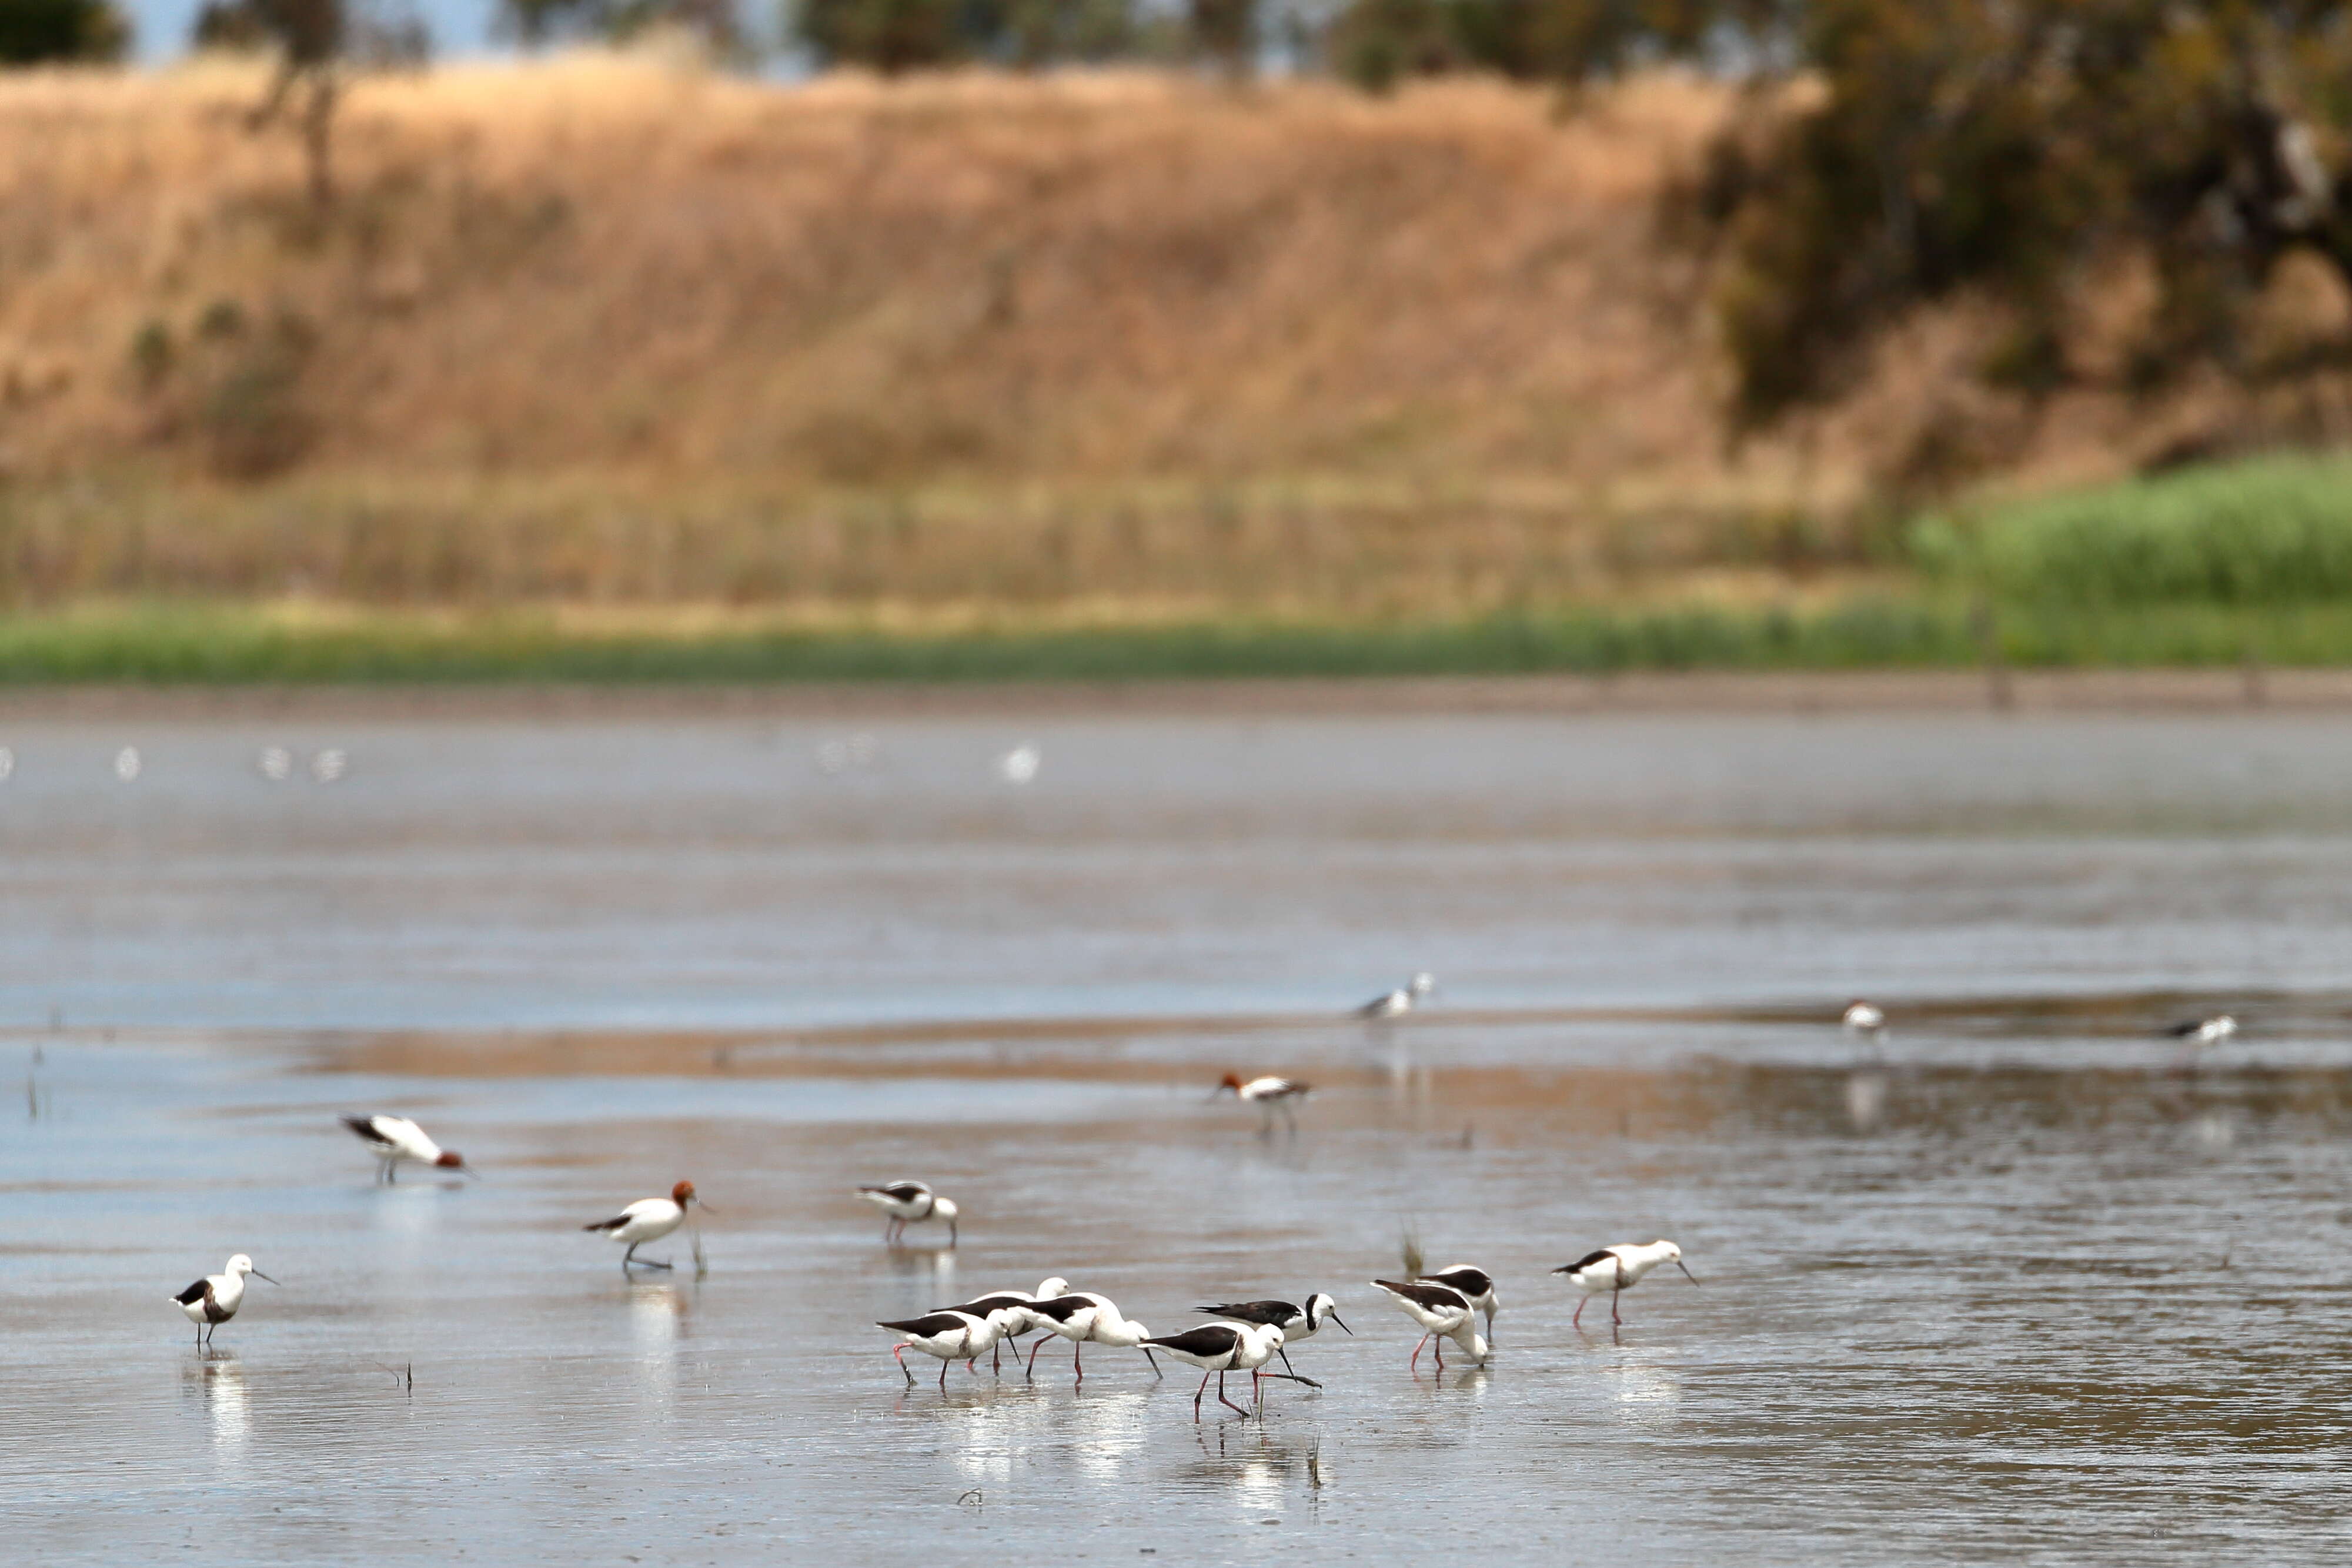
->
[8,710,2352,1563]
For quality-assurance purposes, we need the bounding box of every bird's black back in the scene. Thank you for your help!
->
[1374,1278,1471,1313]
[878,1312,974,1338]
[1194,1299,1301,1329]
[1027,1295,1094,1324]
[946,1293,1031,1316]
[1556,1249,1618,1275]
[342,1115,393,1146]
[1141,1324,1243,1357]
[863,1182,929,1203]
[173,1279,210,1306]
[1423,1266,1494,1297]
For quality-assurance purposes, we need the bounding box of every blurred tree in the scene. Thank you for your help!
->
[0,0,131,62]
[794,0,1131,68]
[1189,0,1251,75]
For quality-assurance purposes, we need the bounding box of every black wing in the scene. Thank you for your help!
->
[1354,994,1396,1017]
[342,1115,393,1148]
[1027,1295,1093,1324]
[1424,1266,1494,1296]
[946,1293,1031,1315]
[1555,1249,1618,1275]
[861,1182,929,1203]
[1141,1325,1243,1357]
[173,1279,211,1306]
[1194,1300,1299,1328]
[878,1312,974,1337]
[2160,1020,2204,1038]
[1375,1278,1471,1312]
[581,1214,630,1233]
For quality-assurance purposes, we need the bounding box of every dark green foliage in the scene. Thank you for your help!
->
[796,0,971,68]
[0,0,129,62]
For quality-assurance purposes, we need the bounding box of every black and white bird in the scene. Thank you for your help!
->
[1552,1240,1697,1328]
[1357,972,1436,1020]
[1021,1290,1159,1378]
[1371,1278,1488,1369]
[856,1180,960,1246]
[1214,1074,1310,1132]
[171,1253,274,1350]
[340,1114,474,1183]
[1416,1265,1498,1342]
[1842,1000,1886,1035]
[940,1276,1067,1374]
[582,1180,706,1272]
[877,1309,1003,1389]
[1194,1292,1349,1377]
[1137,1321,1287,1420]
[2163,1014,2239,1047]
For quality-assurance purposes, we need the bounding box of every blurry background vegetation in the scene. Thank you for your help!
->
[5,0,2352,677]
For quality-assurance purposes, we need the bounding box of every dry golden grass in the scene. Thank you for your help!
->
[1,59,2339,613]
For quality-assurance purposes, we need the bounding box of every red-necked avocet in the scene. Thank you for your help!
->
[1213,1075,1310,1132]
[1357,972,1435,1021]
[1372,1278,1489,1369]
[878,1309,1003,1389]
[2164,1014,2239,1047]
[1194,1293,1349,1378]
[856,1181,960,1247]
[582,1181,707,1273]
[1552,1240,1698,1328]
[1842,1000,1886,1035]
[1138,1321,1287,1419]
[1416,1265,1498,1341]
[941,1276,1068,1373]
[1021,1290,1160,1379]
[172,1254,275,1350]
[340,1114,475,1184]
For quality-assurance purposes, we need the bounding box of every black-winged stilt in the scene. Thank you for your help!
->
[1213,1075,1309,1132]
[878,1310,1003,1388]
[1194,1293,1349,1377]
[1357,973,1435,1020]
[1137,1322,1287,1419]
[1552,1240,1696,1328]
[582,1181,706,1272]
[1415,1265,1498,1341]
[340,1114,475,1183]
[856,1181,960,1246]
[172,1254,275,1350]
[1371,1278,1489,1369]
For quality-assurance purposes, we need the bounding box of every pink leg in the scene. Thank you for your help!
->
[1193,1368,1211,1420]
[1216,1370,1251,1417]
[1026,1336,1048,1375]
[938,1357,950,1390]
[1074,1342,1084,1379]
[1612,1288,1622,1326]
[1409,1331,1429,1369]
[1434,1336,1445,1372]
[894,1345,913,1385]
[1573,1296,1586,1328]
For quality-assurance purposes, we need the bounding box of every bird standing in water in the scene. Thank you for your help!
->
[172,1254,274,1350]
[340,1114,475,1183]
[1552,1240,1698,1328]
[582,1181,706,1272]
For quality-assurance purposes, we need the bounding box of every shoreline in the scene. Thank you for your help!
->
[0,666,2326,720]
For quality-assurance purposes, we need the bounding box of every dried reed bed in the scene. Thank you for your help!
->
[0,61,2278,612]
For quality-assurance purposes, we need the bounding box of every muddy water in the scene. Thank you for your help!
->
[7,711,2352,1563]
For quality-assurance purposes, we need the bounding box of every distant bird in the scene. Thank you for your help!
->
[857,1181,960,1246]
[1023,1290,1159,1378]
[1371,1278,1488,1370]
[172,1254,273,1350]
[1552,1240,1697,1328]
[582,1180,706,1273]
[1842,1000,1886,1035]
[878,1310,1003,1389]
[996,744,1041,784]
[1138,1321,1287,1420]
[1358,973,1435,1021]
[1214,1074,1310,1132]
[941,1276,1068,1374]
[1195,1292,1349,1378]
[2164,1014,2239,1047]
[340,1114,473,1184]
[1416,1265,1498,1342]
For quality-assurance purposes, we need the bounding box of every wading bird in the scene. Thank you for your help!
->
[1138,1321,1287,1419]
[1416,1265,1498,1342]
[1213,1075,1310,1132]
[340,1114,474,1183]
[856,1180,960,1246]
[941,1276,1068,1374]
[877,1310,1002,1389]
[1842,1000,1886,1036]
[1372,1278,1489,1370]
[582,1181,706,1273]
[172,1253,273,1350]
[1358,973,1435,1021]
[1195,1292,1349,1377]
[1021,1290,1160,1379]
[1552,1240,1697,1328]
[2164,1014,2238,1048]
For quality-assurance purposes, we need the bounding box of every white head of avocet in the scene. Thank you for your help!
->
[171,1253,275,1350]
[1371,1278,1489,1370]
[1137,1320,1287,1419]
[877,1309,1004,1389]
[856,1181,960,1247]
[1552,1239,1698,1328]
[582,1180,707,1273]
[340,1114,475,1184]
[1357,972,1436,1021]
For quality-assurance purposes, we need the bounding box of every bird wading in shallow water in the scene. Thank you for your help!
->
[878,1310,1002,1389]
[856,1180,960,1246]
[939,1277,1067,1375]
[1213,1074,1310,1133]
[582,1181,707,1273]
[1415,1265,1498,1343]
[1358,973,1435,1021]
[2164,1014,2238,1048]
[1842,1000,1886,1037]
[172,1254,274,1350]
[1194,1293,1349,1378]
[1138,1321,1288,1419]
[1552,1240,1698,1329]
[1372,1278,1489,1370]
[340,1114,475,1183]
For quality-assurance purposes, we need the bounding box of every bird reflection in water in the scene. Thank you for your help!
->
[183,1350,250,1456]
[1845,1069,1889,1132]
[1182,1423,1328,1519]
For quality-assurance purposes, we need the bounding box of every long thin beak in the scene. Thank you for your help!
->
[1677,1262,1699,1284]
[1205,1089,1225,1104]
[251,1272,278,1285]
[1329,1314,1353,1336]
[695,1202,717,1215]
[459,1166,482,1181]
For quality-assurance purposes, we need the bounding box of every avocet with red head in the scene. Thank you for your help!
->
[856,1181,960,1246]
[582,1180,707,1273]
[341,1114,475,1183]
[1214,1074,1309,1132]
[1372,1278,1489,1370]
[1138,1320,1287,1419]
[171,1253,275,1350]
[878,1309,1003,1389]
[1553,1239,1698,1328]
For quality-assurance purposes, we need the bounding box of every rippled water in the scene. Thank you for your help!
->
[7,710,2352,1563]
